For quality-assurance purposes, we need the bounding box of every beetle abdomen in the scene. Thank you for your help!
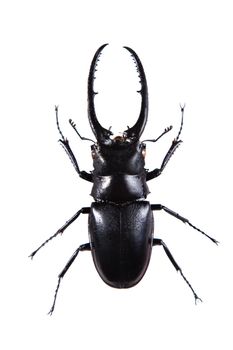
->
[89,201,153,288]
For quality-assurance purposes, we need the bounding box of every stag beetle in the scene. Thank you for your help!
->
[30,44,218,314]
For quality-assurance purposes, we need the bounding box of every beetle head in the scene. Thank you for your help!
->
[91,138,146,176]
[88,44,148,146]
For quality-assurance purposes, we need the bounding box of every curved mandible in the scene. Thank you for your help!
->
[88,44,113,145]
[123,46,148,141]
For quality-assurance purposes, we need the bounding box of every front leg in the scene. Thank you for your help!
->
[55,106,93,182]
[146,139,182,180]
[59,138,93,182]
[146,105,185,181]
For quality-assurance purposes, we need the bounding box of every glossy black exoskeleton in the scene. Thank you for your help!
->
[30,44,218,314]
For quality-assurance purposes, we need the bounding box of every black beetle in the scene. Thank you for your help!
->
[30,44,218,314]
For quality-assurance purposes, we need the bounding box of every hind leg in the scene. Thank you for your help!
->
[153,238,202,303]
[48,243,91,315]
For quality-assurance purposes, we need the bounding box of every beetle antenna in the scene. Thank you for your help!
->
[55,106,65,141]
[142,125,173,143]
[69,119,95,143]
[142,104,185,144]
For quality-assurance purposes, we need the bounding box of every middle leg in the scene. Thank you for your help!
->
[29,207,90,258]
[151,204,219,244]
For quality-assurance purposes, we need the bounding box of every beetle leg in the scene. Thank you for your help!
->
[55,106,93,182]
[48,243,91,315]
[153,238,202,303]
[151,204,219,245]
[29,207,90,258]
[59,138,93,182]
[146,105,185,181]
[146,139,182,180]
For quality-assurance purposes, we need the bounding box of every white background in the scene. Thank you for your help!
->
[1,1,232,349]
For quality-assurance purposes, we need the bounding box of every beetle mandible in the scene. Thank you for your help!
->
[30,44,218,315]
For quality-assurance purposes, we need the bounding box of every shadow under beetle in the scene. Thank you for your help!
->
[30,44,218,315]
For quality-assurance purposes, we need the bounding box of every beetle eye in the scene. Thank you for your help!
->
[91,144,98,159]
[140,144,146,158]
[142,148,146,158]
